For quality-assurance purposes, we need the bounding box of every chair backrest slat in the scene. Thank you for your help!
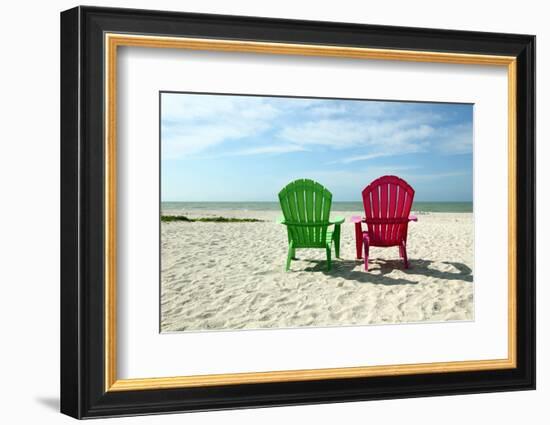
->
[370,184,380,241]
[313,181,324,243]
[380,181,389,242]
[296,180,307,243]
[388,183,398,241]
[305,180,314,242]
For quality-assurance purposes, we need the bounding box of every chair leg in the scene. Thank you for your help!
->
[399,245,404,258]
[286,241,294,271]
[401,242,409,269]
[291,245,297,260]
[326,243,332,271]
[364,238,370,271]
[354,222,363,259]
[334,224,341,258]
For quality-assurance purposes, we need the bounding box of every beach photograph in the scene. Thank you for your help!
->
[160,92,474,333]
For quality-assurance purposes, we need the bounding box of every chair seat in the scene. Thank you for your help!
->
[362,231,402,247]
[292,231,334,248]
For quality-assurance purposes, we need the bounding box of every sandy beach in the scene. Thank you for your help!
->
[160,210,474,332]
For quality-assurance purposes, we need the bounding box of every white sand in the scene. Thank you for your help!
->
[161,210,473,332]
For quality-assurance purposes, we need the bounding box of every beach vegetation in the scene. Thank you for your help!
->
[161,215,263,223]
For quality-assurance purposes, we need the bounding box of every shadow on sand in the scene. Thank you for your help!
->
[301,258,473,286]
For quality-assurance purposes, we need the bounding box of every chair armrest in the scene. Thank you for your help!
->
[277,216,286,224]
[350,215,363,224]
[330,216,345,225]
[351,215,417,223]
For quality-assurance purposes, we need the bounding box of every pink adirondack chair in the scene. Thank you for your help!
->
[351,175,418,270]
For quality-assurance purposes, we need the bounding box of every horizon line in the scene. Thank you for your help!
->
[161,200,474,203]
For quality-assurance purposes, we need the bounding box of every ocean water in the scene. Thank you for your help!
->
[162,201,473,213]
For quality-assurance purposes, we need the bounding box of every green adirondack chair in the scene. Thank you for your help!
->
[278,179,344,271]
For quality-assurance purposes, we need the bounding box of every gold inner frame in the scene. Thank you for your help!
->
[104,33,517,392]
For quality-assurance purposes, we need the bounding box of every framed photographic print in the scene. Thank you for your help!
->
[60,6,535,419]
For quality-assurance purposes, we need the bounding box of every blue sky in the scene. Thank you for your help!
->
[161,92,473,202]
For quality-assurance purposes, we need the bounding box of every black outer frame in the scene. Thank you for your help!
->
[60,5,535,419]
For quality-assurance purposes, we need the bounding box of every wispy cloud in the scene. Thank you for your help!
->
[233,144,307,156]
[161,94,282,158]
[280,119,433,148]
[337,152,394,164]
[408,170,470,180]
[433,122,473,155]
